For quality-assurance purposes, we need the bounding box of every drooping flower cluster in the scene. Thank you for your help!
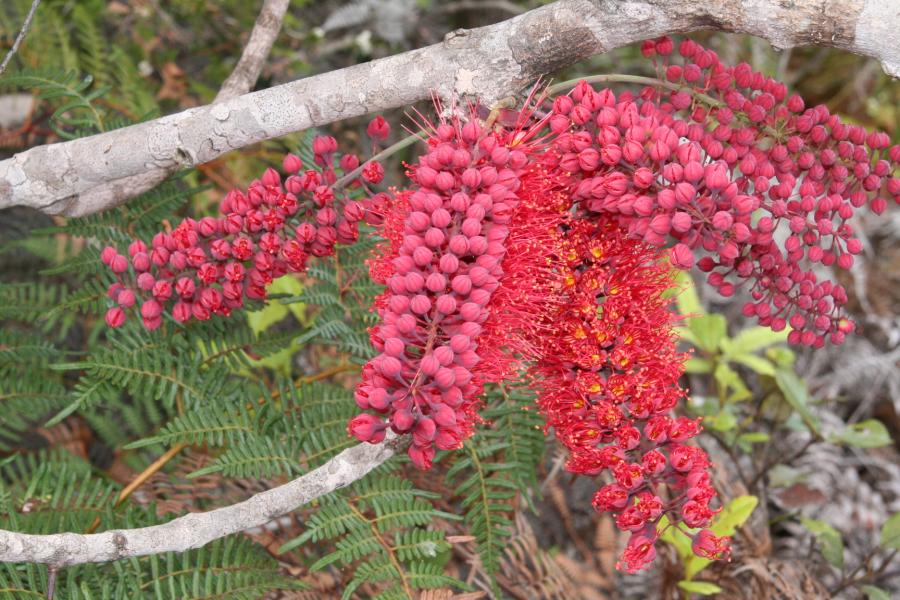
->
[101,131,387,329]
[349,114,544,469]
[545,38,900,346]
[529,216,728,572]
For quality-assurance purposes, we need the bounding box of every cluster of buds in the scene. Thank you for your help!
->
[546,37,899,346]
[101,128,389,329]
[348,115,539,469]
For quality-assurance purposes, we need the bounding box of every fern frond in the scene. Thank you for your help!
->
[282,474,456,600]
[0,282,68,325]
[125,401,258,449]
[445,440,517,594]
[0,67,106,134]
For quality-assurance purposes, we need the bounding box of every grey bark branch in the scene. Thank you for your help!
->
[0,0,897,217]
[0,0,42,77]
[0,434,399,566]
[214,0,291,103]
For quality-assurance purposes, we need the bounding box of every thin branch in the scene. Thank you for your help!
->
[0,433,401,566]
[1,0,898,217]
[0,0,41,77]
[214,0,291,103]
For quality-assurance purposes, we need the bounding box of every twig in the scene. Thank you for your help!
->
[214,0,291,103]
[333,130,423,190]
[45,564,58,599]
[0,0,41,77]
[0,432,400,566]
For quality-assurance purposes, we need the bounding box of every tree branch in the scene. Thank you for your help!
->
[0,0,41,77]
[214,0,291,103]
[0,0,897,217]
[0,433,399,566]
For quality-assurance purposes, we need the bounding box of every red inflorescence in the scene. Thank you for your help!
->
[530,216,727,572]
[546,38,899,347]
[100,128,388,329]
[349,113,546,469]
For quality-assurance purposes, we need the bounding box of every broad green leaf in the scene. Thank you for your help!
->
[685,357,713,374]
[861,585,892,600]
[801,517,844,569]
[829,419,891,449]
[711,495,758,539]
[736,432,769,452]
[678,581,723,596]
[707,410,737,432]
[766,346,796,368]
[714,362,751,402]
[774,369,821,434]
[688,315,727,353]
[880,513,900,549]
[247,276,306,335]
[724,326,788,356]
[674,271,704,317]
[731,353,776,377]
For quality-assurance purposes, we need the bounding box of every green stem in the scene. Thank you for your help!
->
[333,130,425,190]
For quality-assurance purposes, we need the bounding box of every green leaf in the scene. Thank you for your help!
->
[714,362,751,402]
[707,410,737,432]
[829,419,892,449]
[880,513,900,549]
[710,495,758,539]
[247,276,306,335]
[736,432,769,452]
[774,369,821,434]
[684,358,713,374]
[801,518,844,569]
[731,353,776,377]
[861,585,892,600]
[687,315,727,353]
[725,326,788,356]
[678,581,723,595]
[674,271,704,317]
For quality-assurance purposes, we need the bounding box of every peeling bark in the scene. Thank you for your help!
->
[0,0,896,217]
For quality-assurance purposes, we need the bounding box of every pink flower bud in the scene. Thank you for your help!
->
[105,307,126,328]
[348,414,386,443]
[408,443,435,469]
[110,254,129,274]
[366,116,391,140]
[140,299,162,319]
[391,409,414,432]
[670,243,695,269]
[101,246,118,265]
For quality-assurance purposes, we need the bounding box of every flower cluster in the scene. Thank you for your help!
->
[348,115,542,469]
[529,216,729,572]
[101,129,388,329]
[546,38,900,346]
